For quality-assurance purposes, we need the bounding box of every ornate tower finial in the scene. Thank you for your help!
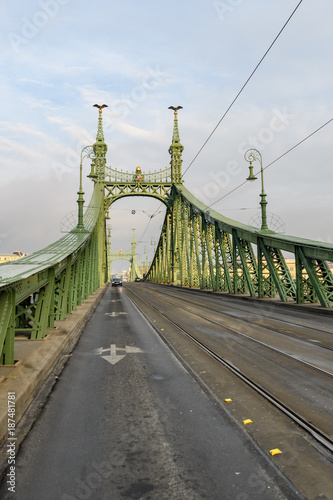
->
[168,106,184,184]
[92,104,108,182]
[93,104,108,141]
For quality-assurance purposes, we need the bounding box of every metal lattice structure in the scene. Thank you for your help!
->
[145,111,333,308]
[1,106,333,366]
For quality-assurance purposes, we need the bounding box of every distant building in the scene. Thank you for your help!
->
[0,250,28,264]
[284,258,333,279]
[285,258,296,279]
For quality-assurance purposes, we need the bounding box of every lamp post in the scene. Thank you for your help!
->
[244,148,273,234]
[76,145,95,231]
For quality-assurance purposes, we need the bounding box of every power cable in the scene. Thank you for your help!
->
[137,219,154,245]
[209,117,333,208]
[143,210,162,219]
[137,203,164,244]
[183,0,304,177]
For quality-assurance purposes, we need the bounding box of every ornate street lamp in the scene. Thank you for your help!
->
[76,145,95,231]
[244,148,273,234]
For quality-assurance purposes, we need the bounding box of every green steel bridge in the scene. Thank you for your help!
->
[110,230,142,282]
[0,107,333,365]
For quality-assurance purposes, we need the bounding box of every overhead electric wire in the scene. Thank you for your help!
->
[183,0,304,177]
[209,116,333,209]
[137,218,153,245]
[109,203,164,246]
[137,203,164,245]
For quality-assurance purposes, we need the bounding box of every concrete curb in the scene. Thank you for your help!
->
[0,286,106,465]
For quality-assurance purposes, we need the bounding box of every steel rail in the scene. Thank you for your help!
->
[140,287,333,378]
[148,286,333,352]
[126,285,333,454]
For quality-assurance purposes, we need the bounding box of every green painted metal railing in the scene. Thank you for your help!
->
[0,106,111,366]
[146,184,333,308]
[0,185,108,365]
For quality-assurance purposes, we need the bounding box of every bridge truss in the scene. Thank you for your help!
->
[147,185,333,307]
[0,107,333,365]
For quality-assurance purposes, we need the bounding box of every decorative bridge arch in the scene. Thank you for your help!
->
[101,107,182,210]
[1,106,333,366]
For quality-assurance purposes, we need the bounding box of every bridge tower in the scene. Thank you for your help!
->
[109,230,141,282]
[168,107,184,285]
[91,107,108,285]
[169,107,184,184]
[101,106,187,286]
[130,229,139,281]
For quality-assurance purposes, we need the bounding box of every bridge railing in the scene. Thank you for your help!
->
[146,185,333,307]
[0,185,107,365]
[105,166,171,183]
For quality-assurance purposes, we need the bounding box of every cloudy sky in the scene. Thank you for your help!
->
[0,0,332,274]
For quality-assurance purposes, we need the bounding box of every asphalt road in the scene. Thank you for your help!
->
[126,283,333,437]
[124,282,333,499]
[0,284,302,500]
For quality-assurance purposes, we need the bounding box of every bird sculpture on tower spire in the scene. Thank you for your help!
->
[168,105,183,115]
[93,104,108,113]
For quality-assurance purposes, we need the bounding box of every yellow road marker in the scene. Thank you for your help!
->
[269,449,282,456]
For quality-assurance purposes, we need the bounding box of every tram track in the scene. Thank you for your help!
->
[147,284,333,351]
[125,283,333,455]
[137,288,333,378]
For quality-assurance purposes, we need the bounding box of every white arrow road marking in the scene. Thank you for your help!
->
[101,344,126,365]
[98,344,144,365]
[124,346,144,354]
[105,312,127,317]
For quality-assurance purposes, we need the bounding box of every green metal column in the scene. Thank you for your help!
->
[182,203,191,287]
[295,246,331,307]
[31,269,55,339]
[55,264,72,321]
[203,218,216,291]
[130,229,139,282]
[92,109,108,287]
[194,214,203,289]
[188,213,200,288]
[0,290,15,365]
[232,234,257,297]
[232,230,240,293]
[218,231,233,293]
